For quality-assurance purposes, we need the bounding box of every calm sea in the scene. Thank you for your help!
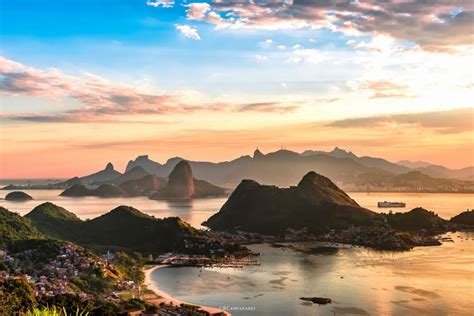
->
[0,187,472,226]
[151,235,474,315]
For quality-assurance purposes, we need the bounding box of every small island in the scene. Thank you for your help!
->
[5,191,33,201]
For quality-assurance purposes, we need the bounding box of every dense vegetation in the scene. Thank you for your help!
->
[25,203,82,240]
[0,207,44,248]
[384,207,448,232]
[450,210,474,226]
[0,279,156,315]
[25,203,200,254]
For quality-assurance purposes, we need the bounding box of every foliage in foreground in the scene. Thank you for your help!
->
[25,306,89,316]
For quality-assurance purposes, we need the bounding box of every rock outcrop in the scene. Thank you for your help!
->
[151,160,225,200]
[152,161,195,199]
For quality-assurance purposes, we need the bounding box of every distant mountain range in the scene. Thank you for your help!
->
[120,148,474,192]
[2,147,473,193]
[59,160,226,199]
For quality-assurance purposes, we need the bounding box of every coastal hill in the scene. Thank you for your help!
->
[60,184,127,197]
[25,203,201,253]
[384,207,448,232]
[151,160,226,200]
[204,171,376,234]
[1,205,145,312]
[450,210,474,226]
[5,191,33,201]
[80,206,199,252]
[25,202,83,239]
[0,206,44,247]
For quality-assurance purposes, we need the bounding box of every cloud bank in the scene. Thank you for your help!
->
[180,0,473,51]
[0,57,204,122]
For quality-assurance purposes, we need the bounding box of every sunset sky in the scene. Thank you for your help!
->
[1,0,473,178]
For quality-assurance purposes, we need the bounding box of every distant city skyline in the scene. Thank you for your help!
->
[1,0,473,177]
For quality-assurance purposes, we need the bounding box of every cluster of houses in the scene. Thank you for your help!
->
[0,244,135,298]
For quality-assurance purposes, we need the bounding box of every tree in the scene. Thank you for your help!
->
[0,278,36,314]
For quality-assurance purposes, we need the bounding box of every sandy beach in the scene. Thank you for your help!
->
[143,265,231,316]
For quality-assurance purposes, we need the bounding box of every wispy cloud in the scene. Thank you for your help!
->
[175,24,201,40]
[327,108,474,134]
[362,80,410,99]
[239,102,299,114]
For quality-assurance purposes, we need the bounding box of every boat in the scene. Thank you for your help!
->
[377,201,406,208]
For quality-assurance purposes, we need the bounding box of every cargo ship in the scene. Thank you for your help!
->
[377,201,406,208]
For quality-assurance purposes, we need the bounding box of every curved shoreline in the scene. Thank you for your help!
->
[143,265,231,316]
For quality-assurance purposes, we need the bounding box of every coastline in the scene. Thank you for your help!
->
[142,265,231,316]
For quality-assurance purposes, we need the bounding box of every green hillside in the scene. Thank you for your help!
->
[25,203,82,240]
[0,207,44,248]
[24,203,200,254]
[384,207,448,232]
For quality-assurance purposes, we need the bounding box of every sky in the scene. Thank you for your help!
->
[0,0,473,178]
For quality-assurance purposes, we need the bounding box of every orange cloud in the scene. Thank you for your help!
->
[326,108,474,134]
[238,102,299,113]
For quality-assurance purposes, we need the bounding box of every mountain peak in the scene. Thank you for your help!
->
[330,147,357,159]
[204,170,373,234]
[297,171,360,206]
[166,160,195,198]
[107,205,151,218]
[253,148,264,159]
[26,202,80,221]
[125,154,162,174]
[126,166,147,174]
[105,162,114,171]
